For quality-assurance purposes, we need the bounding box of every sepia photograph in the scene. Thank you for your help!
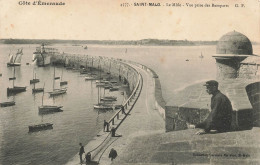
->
[0,0,259,164]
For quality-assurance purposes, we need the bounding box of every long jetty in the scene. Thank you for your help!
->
[51,53,166,165]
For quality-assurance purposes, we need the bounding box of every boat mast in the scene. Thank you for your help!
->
[109,60,111,80]
[41,83,45,106]
[53,67,55,90]
[61,68,63,81]
[98,60,101,104]
[92,57,93,70]
[32,69,34,80]
[12,67,15,87]
[85,55,88,69]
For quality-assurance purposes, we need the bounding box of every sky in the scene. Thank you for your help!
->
[0,0,259,42]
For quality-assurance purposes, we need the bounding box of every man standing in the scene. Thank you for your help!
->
[79,143,85,164]
[104,120,109,132]
[109,148,118,161]
[121,106,127,115]
[193,80,233,135]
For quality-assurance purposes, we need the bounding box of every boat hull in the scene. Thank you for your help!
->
[94,104,113,110]
[109,87,119,91]
[7,63,21,67]
[0,101,15,107]
[85,77,97,80]
[38,105,63,114]
[100,97,117,101]
[48,89,67,96]
[7,87,26,95]
[28,123,53,132]
[9,77,16,80]
[30,79,40,84]
[60,81,68,86]
[32,88,44,93]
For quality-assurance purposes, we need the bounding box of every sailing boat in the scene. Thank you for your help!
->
[60,67,68,86]
[38,83,63,114]
[30,70,40,84]
[0,101,15,107]
[0,95,15,107]
[32,82,44,93]
[93,63,113,110]
[94,89,113,110]
[7,67,26,95]
[7,48,23,67]
[48,67,67,96]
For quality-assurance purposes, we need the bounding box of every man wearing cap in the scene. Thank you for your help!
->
[192,80,233,135]
[79,143,85,164]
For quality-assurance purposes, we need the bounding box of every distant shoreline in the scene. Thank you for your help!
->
[0,39,218,46]
[1,39,259,46]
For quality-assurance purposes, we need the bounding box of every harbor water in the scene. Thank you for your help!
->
[0,44,259,164]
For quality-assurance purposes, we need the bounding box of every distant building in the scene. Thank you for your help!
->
[213,31,257,79]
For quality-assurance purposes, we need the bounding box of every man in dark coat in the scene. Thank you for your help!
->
[195,80,233,135]
[79,143,85,164]
[109,148,117,161]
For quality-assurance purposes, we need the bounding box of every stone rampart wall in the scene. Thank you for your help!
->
[52,54,139,92]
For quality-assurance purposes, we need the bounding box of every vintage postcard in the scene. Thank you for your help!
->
[0,0,259,164]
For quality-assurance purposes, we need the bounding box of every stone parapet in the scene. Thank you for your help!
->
[166,79,258,132]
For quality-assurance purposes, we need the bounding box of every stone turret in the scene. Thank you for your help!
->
[213,31,254,79]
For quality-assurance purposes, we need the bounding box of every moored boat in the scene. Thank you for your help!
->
[28,123,53,132]
[7,86,26,94]
[9,77,16,80]
[7,48,23,67]
[48,88,67,96]
[60,67,68,86]
[30,79,40,84]
[109,87,119,91]
[30,70,40,84]
[100,96,117,101]
[38,83,63,114]
[7,67,26,96]
[38,105,63,113]
[104,85,112,89]
[96,82,105,87]
[32,88,44,93]
[0,101,15,107]
[60,81,68,86]
[48,67,67,97]
[80,70,88,74]
[93,103,113,110]
[85,76,97,80]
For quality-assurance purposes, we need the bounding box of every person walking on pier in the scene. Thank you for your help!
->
[121,106,127,115]
[79,143,85,164]
[189,80,233,135]
[104,120,109,132]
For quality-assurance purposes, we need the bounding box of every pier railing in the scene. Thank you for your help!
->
[125,60,166,119]
[86,60,143,162]
[107,61,142,131]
